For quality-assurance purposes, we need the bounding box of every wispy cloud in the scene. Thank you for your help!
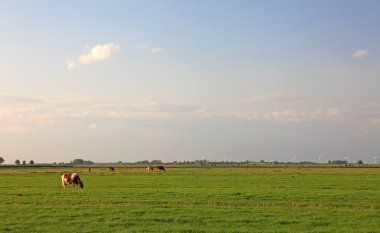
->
[239,91,307,103]
[136,43,149,49]
[4,126,26,132]
[370,118,380,125]
[361,103,380,126]
[213,112,259,121]
[204,107,344,124]
[0,95,43,104]
[0,95,205,126]
[66,59,77,70]
[264,108,335,123]
[1,95,379,132]
[88,124,97,129]
[352,50,368,59]
[0,95,342,124]
[151,47,163,54]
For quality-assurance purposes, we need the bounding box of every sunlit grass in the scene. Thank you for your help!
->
[1,165,380,232]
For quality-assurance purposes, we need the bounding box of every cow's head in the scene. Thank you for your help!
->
[79,181,84,189]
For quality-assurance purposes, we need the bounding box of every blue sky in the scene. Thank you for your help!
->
[1,1,379,164]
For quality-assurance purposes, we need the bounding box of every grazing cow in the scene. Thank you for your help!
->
[109,167,115,172]
[146,166,154,171]
[156,166,165,171]
[61,173,84,189]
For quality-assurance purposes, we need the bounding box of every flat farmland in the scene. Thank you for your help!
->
[0,166,379,232]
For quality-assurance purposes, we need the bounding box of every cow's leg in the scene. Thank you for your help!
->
[61,176,66,189]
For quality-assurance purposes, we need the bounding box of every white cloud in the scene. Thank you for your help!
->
[151,47,162,54]
[79,43,120,64]
[352,50,368,59]
[88,124,97,129]
[66,59,77,70]
[66,43,120,69]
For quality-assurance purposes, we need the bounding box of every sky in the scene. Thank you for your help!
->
[1,1,380,164]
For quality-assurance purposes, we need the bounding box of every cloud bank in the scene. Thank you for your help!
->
[2,94,378,133]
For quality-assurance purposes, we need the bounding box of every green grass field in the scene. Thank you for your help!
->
[1,165,379,232]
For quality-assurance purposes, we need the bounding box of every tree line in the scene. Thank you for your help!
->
[0,157,34,165]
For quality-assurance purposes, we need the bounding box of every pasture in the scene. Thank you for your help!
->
[0,165,379,232]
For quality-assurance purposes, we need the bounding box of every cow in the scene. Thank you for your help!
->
[146,166,154,171]
[61,173,84,189]
[156,166,165,171]
[109,167,115,172]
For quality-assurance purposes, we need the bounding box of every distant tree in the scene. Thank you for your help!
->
[195,159,208,166]
[357,160,363,165]
[15,159,20,165]
[136,160,149,164]
[151,160,162,164]
[72,159,84,165]
[72,159,94,165]
[83,160,94,165]
[331,160,348,164]
[22,160,26,165]
[0,157,4,165]
[30,160,34,165]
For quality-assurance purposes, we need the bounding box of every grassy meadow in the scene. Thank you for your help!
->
[0,165,379,232]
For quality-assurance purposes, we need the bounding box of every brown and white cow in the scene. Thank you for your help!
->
[156,166,165,171]
[61,173,84,189]
[146,166,154,171]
